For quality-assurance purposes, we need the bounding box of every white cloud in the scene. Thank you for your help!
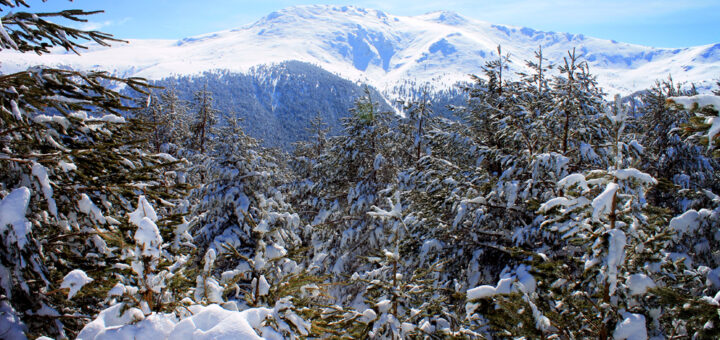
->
[80,17,131,32]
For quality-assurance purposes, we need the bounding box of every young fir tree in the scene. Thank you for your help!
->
[550,49,607,166]
[399,89,434,163]
[299,88,400,281]
[190,84,218,154]
[187,114,322,337]
[290,113,330,183]
[135,88,193,155]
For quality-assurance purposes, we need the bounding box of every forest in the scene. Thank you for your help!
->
[1,2,720,339]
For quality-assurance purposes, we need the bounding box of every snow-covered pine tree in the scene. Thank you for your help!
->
[632,78,718,215]
[135,88,193,155]
[290,113,330,183]
[0,2,193,337]
[467,94,719,338]
[187,113,320,337]
[300,88,399,277]
[550,49,607,165]
[399,89,434,163]
[190,84,218,153]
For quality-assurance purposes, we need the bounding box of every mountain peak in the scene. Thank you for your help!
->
[416,10,468,26]
[255,5,390,24]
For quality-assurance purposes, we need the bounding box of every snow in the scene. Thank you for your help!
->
[174,304,272,340]
[78,194,107,224]
[60,269,94,299]
[100,114,126,123]
[523,294,551,331]
[196,276,223,304]
[558,173,590,192]
[606,229,626,296]
[629,140,644,154]
[707,116,720,150]
[108,283,126,297]
[78,303,278,340]
[0,187,32,249]
[155,153,178,162]
[613,312,648,340]
[134,217,163,258]
[10,100,23,120]
[669,95,720,149]
[669,209,701,239]
[359,308,377,323]
[670,95,720,111]
[462,195,487,205]
[538,197,590,213]
[32,162,57,217]
[627,273,656,296]
[203,249,217,273]
[76,303,168,340]
[256,275,270,296]
[592,182,618,222]
[367,194,402,220]
[515,265,536,294]
[376,299,392,313]
[613,168,657,185]
[467,277,513,300]
[59,160,77,172]
[264,243,287,260]
[129,195,158,225]
[503,181,520,208]
[34,114,70,129]
[0,299,26,340]
[0,19,19,50]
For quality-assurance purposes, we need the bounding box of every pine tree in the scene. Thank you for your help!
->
[190,84,218,153]
[551,49,606,163]
[0,2,193,337]
[135,88,193,154]
[468,95,719,338]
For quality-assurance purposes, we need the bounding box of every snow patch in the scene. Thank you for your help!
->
[0,187,32,249]
[78,194,107,224]
[558,173,590,192]
[78,303,275,340]
[627,273,656,296]
[669,209,701,239]
[134,217,163,258]
[32,162,57,217]
[467,277,513,300]
[613,312,648,340]
[613,168,656,185]
[100,114,126,123]
[129,195,158,225]
[607,229,626,296]
[592,182,618,222]
[60,269,94,299]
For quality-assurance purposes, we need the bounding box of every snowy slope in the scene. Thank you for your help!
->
[2,5,718,96]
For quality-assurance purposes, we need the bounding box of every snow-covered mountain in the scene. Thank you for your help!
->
[2,5,719,96]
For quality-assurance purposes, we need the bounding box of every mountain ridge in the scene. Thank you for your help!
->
[1,4,718,97]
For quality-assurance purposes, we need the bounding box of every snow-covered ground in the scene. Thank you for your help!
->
[1,5,718,97]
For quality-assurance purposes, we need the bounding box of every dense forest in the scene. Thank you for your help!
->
[1,2,720,339]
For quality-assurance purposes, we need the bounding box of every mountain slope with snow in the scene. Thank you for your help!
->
[2,5,718,96]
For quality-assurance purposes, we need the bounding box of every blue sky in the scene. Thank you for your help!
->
[24,0,720,48]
